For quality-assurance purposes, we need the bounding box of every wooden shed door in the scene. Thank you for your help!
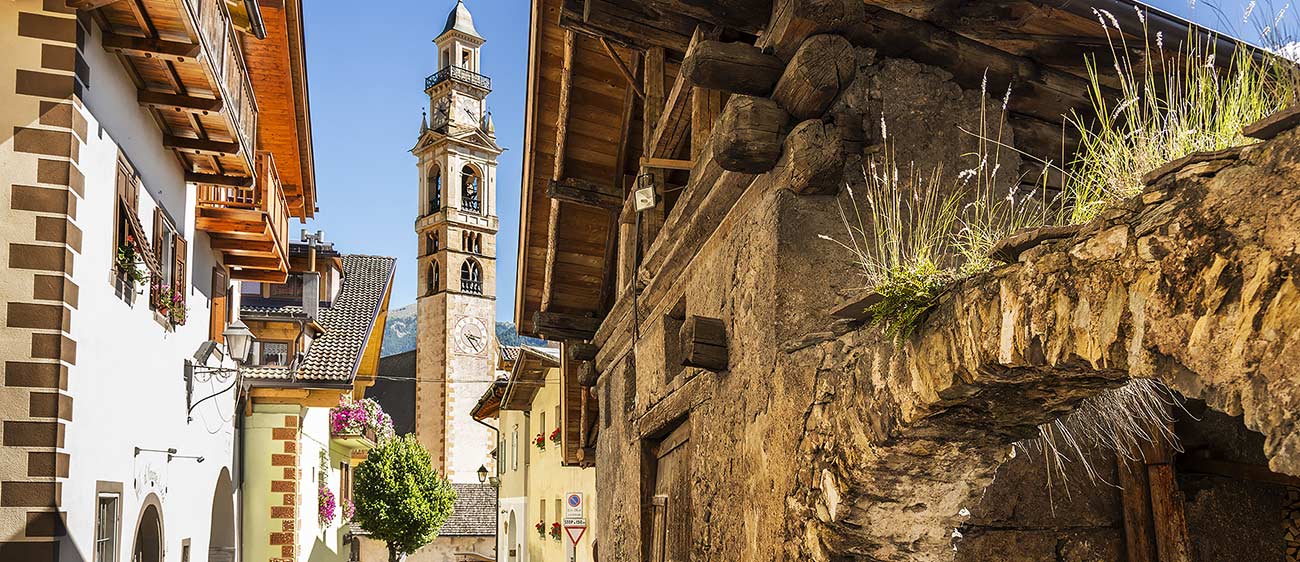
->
[648,422,692,562]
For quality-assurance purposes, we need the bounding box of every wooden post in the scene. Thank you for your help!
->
[691,87,722,161]
[679,41,784,96]
[1117,454,1157,562]
[713,96,789,173]
[772,34,856,120]
[639,46,667,248]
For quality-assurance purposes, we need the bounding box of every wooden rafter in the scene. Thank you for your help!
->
[599,37,645,100]
[102,33,202,62]
[541,29,577,314]
[138,91,223,114]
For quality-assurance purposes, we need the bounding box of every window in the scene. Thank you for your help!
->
[462,232,482,254]
[268,274,303,300]
[426,262,440,296]
[554,497,561,525]
[428,165,442,213]
[511,425,518,470]
[540,412,546,446]
[426,232,439,255]
[540,499,546,523]
[150,208,187,323]
[461,165,481,213]
[113,159,153,304]
[94,494,119,562]
[242,282,262,297]
[461,259,482,295]
[255,341,290,366]
[461,49,472,69]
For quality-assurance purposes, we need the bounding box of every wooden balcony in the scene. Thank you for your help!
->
[196,151,289,282]
[76,0,258,176]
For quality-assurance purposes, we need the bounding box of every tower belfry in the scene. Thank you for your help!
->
[412,0,502,483]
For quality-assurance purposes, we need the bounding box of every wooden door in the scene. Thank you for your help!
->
[648,422,692,562]
[209,267,228,343]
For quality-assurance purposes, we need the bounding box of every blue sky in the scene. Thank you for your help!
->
[298,0,1276,321]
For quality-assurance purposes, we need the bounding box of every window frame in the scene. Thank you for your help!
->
[253,340,293,367]
[94,482,123,562]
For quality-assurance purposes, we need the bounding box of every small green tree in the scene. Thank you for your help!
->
[353,434,457,562]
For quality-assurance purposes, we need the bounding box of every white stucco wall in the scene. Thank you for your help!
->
[57,15,238,562]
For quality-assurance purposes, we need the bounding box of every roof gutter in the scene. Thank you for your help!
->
[244,0,266,40]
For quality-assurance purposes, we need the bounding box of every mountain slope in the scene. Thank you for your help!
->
[380,303,545,356]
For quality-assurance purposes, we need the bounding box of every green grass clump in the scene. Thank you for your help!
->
[821,138,962,342]
[1064,13,1296,224]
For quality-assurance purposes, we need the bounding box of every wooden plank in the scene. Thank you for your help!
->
[223,255,285,270]
[680,315,728,371]
[640,157,694,171]
[548,178,623,211]
[229,267,288,283]
[139,90,224,114]
[598,37,645,100]
[208,238,274,253]
[1117,455,1157,562]
[690,87,721,161]
[102,33,201,63]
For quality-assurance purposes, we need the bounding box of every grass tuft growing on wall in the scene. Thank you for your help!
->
[1064,13,1297,224]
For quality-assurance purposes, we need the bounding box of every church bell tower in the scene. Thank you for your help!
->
[412,0,502,483]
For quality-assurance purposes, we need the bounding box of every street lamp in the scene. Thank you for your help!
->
[477,464,489,484]
[223,319,254,365]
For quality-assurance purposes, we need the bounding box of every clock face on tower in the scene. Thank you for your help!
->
[453,316,488,356]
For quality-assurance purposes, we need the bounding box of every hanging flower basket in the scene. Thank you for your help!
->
[549,427,561,445]
[330,396,395,444]
[318,484,336,528]
[535,520,546,537]
[533,433,546,450]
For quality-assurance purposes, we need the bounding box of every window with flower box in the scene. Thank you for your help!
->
[149,208,188,327]
[112,159,157,305]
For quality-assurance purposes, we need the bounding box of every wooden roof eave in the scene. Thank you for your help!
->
[285,0,316,219]
[515,0,548,336]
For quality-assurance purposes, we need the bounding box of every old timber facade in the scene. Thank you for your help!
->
[0,0,315,561]
[515,0,1300,561]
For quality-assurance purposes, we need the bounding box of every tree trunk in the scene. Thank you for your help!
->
[388,545,406,562]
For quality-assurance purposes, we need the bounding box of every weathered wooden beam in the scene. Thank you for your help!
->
[229,268,289,283]
[547,178,622,211]
[1147,463,1192,562]
[559,0,694,52]
[680,315,728,371]
[679,41,783,96]
[648,29,714,160]
[534,311,604,341]
[641,0,771,35]
[184,171,252,188]
[778,120,844,194]
[639,46,667,242]
[102,33,201,63]
[567,342,600,362]
[542,30,577,314]
[598,37,645,100]
[164,135,241,156]
[760,0,865,61]
[772,34,855,120]
[713,95,789,173]
[139,90,223,114]
[577,361,599,387]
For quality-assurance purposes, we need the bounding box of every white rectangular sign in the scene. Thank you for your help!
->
[564,492,584,519]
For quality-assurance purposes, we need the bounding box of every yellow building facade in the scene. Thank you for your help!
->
[477,346,598,562]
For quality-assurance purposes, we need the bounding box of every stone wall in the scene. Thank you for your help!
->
[589,24,1300,562]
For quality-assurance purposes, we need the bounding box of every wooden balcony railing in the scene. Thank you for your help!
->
[195,151,289,281]
[186,0,258,166]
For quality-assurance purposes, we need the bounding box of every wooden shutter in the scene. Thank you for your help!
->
[151,208,164,308]
[209,267,228,343]
[173,236,187,294]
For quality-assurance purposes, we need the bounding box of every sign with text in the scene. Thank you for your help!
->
[565,492,584,518]
[564,517,587,546]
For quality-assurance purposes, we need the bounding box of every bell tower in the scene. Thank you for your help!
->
[412,0,502,483]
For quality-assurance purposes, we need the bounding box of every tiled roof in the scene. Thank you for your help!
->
[499,345,520,363]
[242,254,396,382]
[440,483,496,536]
